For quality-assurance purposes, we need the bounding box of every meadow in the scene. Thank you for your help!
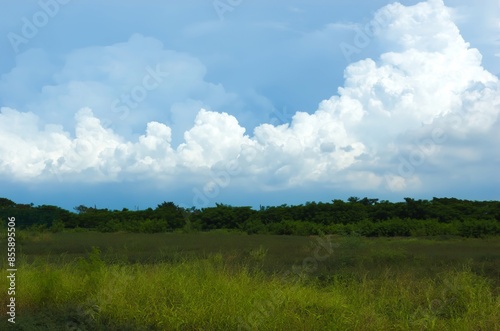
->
[1,231,499,330]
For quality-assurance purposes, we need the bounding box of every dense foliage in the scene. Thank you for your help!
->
[1,197,499,237]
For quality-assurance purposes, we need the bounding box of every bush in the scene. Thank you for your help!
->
[458,220,499,237]
[266,220,322,236]
[50,219,65,233]
[97,219,121,232]
[242,219,266,235]
[27,223,47,232]
[139,218,167,233]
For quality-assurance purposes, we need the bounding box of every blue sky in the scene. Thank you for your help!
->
[0,0,499,211]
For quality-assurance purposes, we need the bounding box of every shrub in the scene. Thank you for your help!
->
[242,219,266,235]
[50,219,65,233]
[97,219,121,233]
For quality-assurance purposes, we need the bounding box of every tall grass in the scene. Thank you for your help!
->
[0,246,498,330]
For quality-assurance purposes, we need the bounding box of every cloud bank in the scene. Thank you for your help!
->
[0,0,498,199]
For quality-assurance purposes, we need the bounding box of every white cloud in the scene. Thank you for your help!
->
[0,34,240,141]
[0,0,498,198]
[177,109,252,169]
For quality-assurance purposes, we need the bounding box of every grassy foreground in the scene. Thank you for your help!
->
[1,232,499,330]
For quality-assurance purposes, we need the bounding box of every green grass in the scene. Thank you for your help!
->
[0,232,499,330]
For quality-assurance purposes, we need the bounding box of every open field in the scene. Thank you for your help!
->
[1,231,499,330]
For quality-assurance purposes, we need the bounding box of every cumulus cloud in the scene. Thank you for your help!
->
[0,0,498,197]
[0,34,241,141]
[177,109,252,169]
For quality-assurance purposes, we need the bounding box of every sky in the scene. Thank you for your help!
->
[0,0,499,211]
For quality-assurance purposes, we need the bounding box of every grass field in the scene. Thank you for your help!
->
[1,231,499,330]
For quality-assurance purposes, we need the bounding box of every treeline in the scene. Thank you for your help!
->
[1,197,499,237]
